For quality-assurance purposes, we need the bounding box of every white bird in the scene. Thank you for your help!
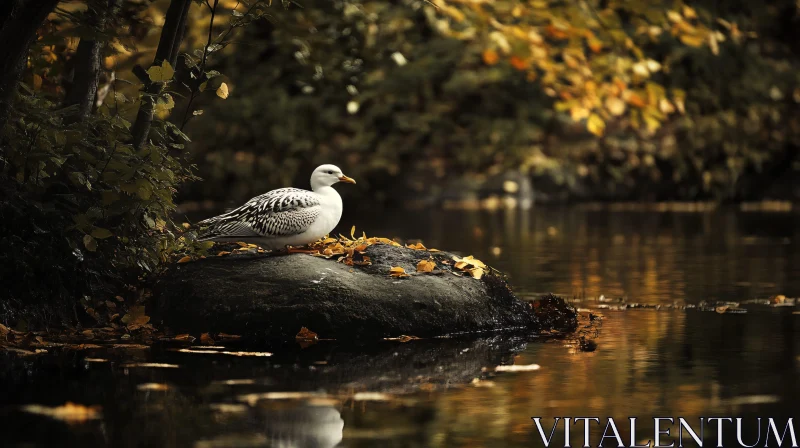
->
[197,164,356,250]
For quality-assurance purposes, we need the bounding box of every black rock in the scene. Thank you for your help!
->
[154,243,577,341]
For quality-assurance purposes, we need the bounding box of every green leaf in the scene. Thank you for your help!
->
[91,227,113,239]
[83,234,98,252]
[147,60,175,83]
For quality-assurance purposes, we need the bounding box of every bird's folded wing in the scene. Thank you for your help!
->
[198,188,322,239]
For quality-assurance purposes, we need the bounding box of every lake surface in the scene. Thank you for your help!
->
[2,207,799,447]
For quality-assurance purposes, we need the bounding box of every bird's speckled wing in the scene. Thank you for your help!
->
[197,188,321,240]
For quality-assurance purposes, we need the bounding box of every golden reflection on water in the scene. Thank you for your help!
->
[342,309,798,447]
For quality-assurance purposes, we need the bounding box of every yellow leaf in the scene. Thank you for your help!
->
[605,97,626,116]
[682,5,697,19]
[216,82,229,99]
[389,266,410,278]
[586,113,605,137]
[666,10,683,23]
[146,60,174,83]
[33,74,43,90]
[217,251,231,256]
[679,33,705,47]
[350,225,356,239]
[416,259,436,273]
[406,242,427,250]
[177,256,192,263]
[468,267,485,279]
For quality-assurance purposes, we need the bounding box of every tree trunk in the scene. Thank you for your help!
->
[0,0,61,130]
[130,0,192,149]
[63,0,120,123]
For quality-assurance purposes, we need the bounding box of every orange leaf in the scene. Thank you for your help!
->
[509,56,528,70]
[627,93,647,108]
[482,49,499,66]
[416,259,436,273]
[177,256,192,263]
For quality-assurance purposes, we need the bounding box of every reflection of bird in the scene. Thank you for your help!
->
[259,404,344,448]
[198,164,356,250]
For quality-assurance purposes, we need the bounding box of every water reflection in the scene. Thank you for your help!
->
[2,208,799,447]
[348,207,800,303]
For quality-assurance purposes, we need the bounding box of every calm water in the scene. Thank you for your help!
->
[2,208,799,447]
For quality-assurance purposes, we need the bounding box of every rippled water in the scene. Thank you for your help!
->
[2,208,799,447]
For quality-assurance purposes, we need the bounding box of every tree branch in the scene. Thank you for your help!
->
[130,0,192,150]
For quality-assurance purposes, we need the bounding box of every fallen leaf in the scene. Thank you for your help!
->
[200,333,216,345]
[177,256,192,263]
[217,333,242,340]
[495,364,541,372]
[175,349,272,357]
[383,335,420,342]
[406,242,427,250]
[389,266,410,278]
[416,259,436,273]
[121,362,179,368]
[295,326,318,341]
[216,251,231,256]
[137,383,169,391]
[20,402,102,423]
[353,392,392,401]
[237,392,327,406]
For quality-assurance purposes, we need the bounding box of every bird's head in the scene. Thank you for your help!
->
[310,164,356,190]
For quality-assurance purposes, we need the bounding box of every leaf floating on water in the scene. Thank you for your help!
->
[715,306,729,314]
[216,251,231,257]
[20,402,102,423]
[237,392,327,406]
[121,362,179,368]
[213,379,256,386]
[494,364,541,372]
[137,383,170,391]
[416,259,436,273]
[389,266,410,278]
[175,348,272,357]
[471,378,496,388]
[200,333,216,345]
[295,326,318,341]
[84,358,109,363]
[208,403,249,413]
[217,333,242,340]
[353,392,393,401]
[383,335,420,342]
[177,256,192,263]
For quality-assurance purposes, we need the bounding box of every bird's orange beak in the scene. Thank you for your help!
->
[338,175,356,184]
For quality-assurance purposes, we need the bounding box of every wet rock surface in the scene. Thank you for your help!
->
[155,244,577,341]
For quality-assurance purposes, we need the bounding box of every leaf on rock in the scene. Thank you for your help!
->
[389,266,410,278]
[416,259,436,273]
[406,242,427,250]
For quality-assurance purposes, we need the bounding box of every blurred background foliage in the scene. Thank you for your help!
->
[182,0,800,206]
[1,0,799,326]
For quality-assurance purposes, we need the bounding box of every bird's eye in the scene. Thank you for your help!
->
[327,170,334,174]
